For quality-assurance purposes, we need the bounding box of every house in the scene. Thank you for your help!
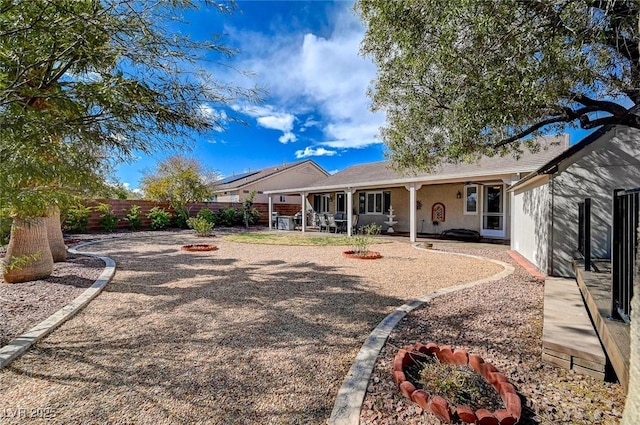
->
[510,126,640,277]
[509,126,640,390]
[264,135,569,240]
[211,160,329,204]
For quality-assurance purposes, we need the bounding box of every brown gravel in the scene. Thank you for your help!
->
[359,246,626,425]
[3,231,623,425]
[0,229,503,424]
[0,252,104,347]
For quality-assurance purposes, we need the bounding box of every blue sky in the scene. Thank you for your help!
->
[115,0,600,192]
[116,0,387,190]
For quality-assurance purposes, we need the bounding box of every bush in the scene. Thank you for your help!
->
[63,204,93,233]
[196,208,216,225]
[0,213,12,246]
[147,206,171,230]
[351,223,382,256]
[216,207,241,226]
[123,204,142,230]
[174,206,190,229]
[187,216,214,236]
[96,203,120,232]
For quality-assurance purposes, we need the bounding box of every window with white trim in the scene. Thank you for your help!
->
[358,191,391,215]
[279,195,286,202]
[464,185,478,215]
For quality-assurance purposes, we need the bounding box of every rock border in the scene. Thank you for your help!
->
[181,244,218,252]
[342,250,382,260]
[394,342,521,424]
[0,241,115,369]
[328,244,515,425]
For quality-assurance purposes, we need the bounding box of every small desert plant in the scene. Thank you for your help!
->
[196,208,216,225]
[413,354,503,411]
[351,223,381,255]
[96,203,120,231]
[187,216,215,236]
[242,191,260,229]
[147,206,171,230]
[63,204,92,233]
[123,204,142,230]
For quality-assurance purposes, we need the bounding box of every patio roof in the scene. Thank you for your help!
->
[266,134,570,194]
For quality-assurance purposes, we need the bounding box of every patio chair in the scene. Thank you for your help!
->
[271,212,279,229]
[327,214,339,233]
[318,214,329,232]
[351,214,359,234]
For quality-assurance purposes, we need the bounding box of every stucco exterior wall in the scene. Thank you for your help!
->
[318,182,512,237]
[550,127,640,277]
[511,179,551,274]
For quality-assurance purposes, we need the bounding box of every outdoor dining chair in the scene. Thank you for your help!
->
[327,214,339,233]
[318,214,329,232]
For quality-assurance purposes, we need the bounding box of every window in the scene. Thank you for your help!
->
[464,185,478,215]
[313,194,330,213]
[358,191,391,214]
[279,195,286,202]
[210,195,218,202]
[336,193,345,213]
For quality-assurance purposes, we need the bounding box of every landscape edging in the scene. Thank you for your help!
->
[328,244,515,425]
[0,241,115,369]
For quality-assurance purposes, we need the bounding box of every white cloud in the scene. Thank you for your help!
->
[198,105,228,132]
[279,132,297,144]
[225,5,384,151]
[257,114,294,132]
[295,146,337,158]
[328,169,339,175]
[235,104,298,143]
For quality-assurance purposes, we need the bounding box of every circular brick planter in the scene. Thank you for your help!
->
[342,250,382,260]
[393,342,521,424]
[181,244,218,252]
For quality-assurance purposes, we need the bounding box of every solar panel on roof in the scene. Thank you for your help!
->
[217,170,260,185]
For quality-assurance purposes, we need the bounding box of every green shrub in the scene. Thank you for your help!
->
[351,223,381,256]
[196,208,216,225]
[96,203,120,232]
[123,204,142,230]
[147,206,171,230]
[187,216,215,236]
[63,204,93,233]
[0,213,12,246]
[174,206,190,229]
[216,207,241,226]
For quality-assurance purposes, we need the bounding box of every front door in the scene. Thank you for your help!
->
[481,184,506,238]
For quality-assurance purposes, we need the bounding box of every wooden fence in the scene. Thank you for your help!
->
[80,199,301,231]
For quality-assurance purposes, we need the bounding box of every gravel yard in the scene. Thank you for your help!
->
[0,231,626,424]
[360,247,626,425]
[0,230,504,424]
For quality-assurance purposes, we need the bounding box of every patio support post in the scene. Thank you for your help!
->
[268,195,273,230]
[301,192,307,233]
[347,188,354,237]
[405,184,422,242]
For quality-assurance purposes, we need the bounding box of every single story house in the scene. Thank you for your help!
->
[265,135,569,241]
[510,126,640,277]
[211,160,329,205]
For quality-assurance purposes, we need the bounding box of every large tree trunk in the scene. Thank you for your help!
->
[2,217,54,283]
[44,205,66,262]
[621,216,639,424]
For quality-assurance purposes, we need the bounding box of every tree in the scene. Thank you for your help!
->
[141,155,219,226]
[357,2,640,422]
[355,0,639,170]
[0,0,259,281]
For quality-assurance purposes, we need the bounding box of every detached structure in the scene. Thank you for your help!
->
[211,160,328,205]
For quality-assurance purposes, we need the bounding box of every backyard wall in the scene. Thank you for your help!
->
[77,199,300,231]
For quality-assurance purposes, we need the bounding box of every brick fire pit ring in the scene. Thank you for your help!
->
[393,342,521,424]
[180,244,218,252]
